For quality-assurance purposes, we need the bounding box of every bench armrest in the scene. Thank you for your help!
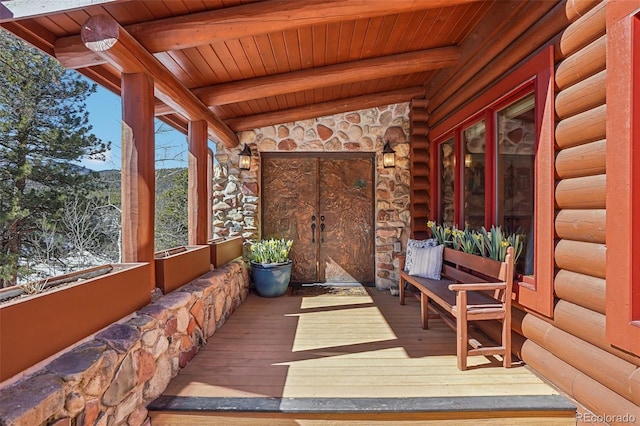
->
[398,254,406,272]
[448,282,507,292]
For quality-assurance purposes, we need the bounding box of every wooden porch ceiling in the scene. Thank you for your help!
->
[0,0,559,147]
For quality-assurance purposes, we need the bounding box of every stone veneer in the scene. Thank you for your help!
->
[212,104,411,289]
[0,260,249,426]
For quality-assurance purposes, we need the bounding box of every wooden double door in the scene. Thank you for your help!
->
[261,153,374,284]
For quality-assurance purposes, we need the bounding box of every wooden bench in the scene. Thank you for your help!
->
[399,246,514,370]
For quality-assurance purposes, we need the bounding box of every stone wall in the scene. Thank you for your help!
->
[213,104,411,289]
[0,260,249,426]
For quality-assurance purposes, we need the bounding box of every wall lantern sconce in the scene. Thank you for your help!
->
[238,144,252,170]
[382,141,396,168]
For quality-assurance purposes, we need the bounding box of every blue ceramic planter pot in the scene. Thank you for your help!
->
[251,260,292,297]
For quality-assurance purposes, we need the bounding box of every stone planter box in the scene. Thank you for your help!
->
[154,245,210,294]
[208,236,243,268]
[0,263,150,382]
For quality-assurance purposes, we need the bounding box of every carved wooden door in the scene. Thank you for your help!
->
[262,154,374,284]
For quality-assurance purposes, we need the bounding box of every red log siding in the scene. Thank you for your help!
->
[420,0,640,419]
[606,0,640,355]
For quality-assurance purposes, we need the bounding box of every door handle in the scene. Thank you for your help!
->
[311,222,316,243]
[320,223,325,242]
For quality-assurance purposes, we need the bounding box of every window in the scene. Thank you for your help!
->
[496,94,535,275]
[430,47,554,316]
[606,8,640,355]
[463,120,486,229]
[438,137,455,224]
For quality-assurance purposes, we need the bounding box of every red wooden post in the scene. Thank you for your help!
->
[188,120,209,245]
[121,72,156,290]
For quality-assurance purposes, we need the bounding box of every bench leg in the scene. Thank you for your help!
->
[456,292,468,371]
[503,314,512,368]
[420,293,429,329]
[399,276,405,305]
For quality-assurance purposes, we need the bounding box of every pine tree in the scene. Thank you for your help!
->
[0,30,109,287]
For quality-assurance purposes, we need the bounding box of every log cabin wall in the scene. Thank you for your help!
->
[422,0,640,420]
[409,99,430,239]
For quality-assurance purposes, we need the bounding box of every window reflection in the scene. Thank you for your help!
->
[496,94,535,274]
[463,121,485,229]
[439,138,455,224]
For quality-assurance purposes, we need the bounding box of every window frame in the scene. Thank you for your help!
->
[606,4,640,355]
[430,46,555,317]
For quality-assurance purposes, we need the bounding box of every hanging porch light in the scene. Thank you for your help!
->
[382,141,396,168]
[238,144,252,170]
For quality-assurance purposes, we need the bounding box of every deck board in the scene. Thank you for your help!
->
[161,289,559,399]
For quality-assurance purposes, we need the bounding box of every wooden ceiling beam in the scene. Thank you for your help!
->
[80,14,238,148]
[154,46,460,115]
[55,0,478,69]
[225,87,426,132]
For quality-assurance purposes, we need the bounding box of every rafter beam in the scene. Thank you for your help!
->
[81,14,238,148]
[225,87,426,132]
[0,0,122,23]
[55,0,479,69]
[154,46,460,115]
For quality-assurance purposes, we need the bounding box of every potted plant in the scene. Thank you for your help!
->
[249,238,293,297]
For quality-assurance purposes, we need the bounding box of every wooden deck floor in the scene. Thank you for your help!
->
[151,288,574,424]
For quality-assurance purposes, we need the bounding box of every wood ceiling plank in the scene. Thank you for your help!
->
[282,29,303,71]
[446,3,487,44]
[334,20,355,64]
[402,10,436,51]
[252,33,280,76]
[157,51,199,88]
[180,47,217,87]
[380,12,413,55]
[359,16,384,59]
[237,37,268,78]
[213,42,246,80]
[226,86,426,131]
[375,15,401,56]
[347,19,370,61]
[312,24,327,67]
[198,44,233,83]
[224,39,255,79]
[0,20,56,54]
[267,31,292,74]
[325,22,342,65]
[55,0,478,68]
[296,26,314,69]
[80,14,238,147]
[0,0,123,22]
[413,8,445,50]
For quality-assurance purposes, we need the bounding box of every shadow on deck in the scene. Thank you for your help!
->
[148,288,575,424]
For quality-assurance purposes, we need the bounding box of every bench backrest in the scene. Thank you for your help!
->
[442,246,515,303]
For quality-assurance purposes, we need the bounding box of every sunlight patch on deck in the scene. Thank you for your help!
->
[288,303,396,351]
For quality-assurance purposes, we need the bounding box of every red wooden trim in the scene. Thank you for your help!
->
[633,12,640,320]
[454,128,462,226]
[430,47,555,317]
[484,110,494,229]
[606,1,640,355]
[207,148,214,240]
[518,49,554,317]
[430,135,438,223]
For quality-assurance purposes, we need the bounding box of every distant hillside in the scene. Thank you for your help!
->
[95,167,188,198]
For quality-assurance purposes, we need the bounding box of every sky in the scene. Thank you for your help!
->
[79,82,215,171]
